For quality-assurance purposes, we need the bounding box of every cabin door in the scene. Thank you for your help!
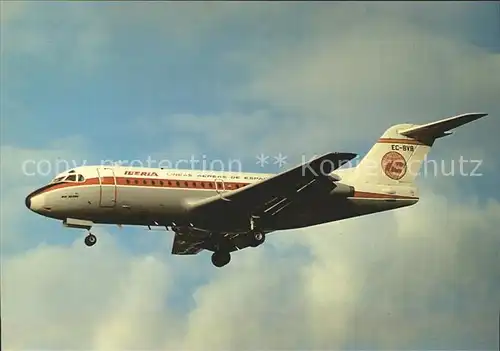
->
[97,167,117,207]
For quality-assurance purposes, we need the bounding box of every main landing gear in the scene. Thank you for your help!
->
[84,232,97,247]
[210,216,267,268]
[62,218,97,247]
[249,215,266,247]
[211,251,231,268]
[249,230,265,247]
[210,235,232,268]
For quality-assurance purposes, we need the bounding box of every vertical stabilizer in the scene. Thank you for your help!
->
[353,113,488,186]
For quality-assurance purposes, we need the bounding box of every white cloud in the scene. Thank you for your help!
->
[2,185,499,349]
[1,138,89,186]
[2,233,172,350]
[0,139,90,252]
[92,253,174,350]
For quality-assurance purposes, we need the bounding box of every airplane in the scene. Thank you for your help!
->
[25,112,488,267]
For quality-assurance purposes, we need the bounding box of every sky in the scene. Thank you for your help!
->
[1,1,500,350]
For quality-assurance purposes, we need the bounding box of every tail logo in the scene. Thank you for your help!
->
[381,151,407,180]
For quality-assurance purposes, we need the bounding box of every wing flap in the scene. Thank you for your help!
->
[171,232,206,255]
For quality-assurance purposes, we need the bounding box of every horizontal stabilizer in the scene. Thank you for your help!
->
[399,112,488,140]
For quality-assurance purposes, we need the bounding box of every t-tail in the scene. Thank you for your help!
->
[353,112,488,187]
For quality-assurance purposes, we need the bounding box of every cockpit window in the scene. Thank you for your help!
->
[50,173,84,183]
[51,176,65,183]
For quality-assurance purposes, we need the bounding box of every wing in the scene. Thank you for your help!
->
[172,152,356,255]
[186,152,357,219]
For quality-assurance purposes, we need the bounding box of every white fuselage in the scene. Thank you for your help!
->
[25,165,418,233]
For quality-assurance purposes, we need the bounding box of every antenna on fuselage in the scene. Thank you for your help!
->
[146,221,163,231]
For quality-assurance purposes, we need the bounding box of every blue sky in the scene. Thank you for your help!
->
[1,2,500,350]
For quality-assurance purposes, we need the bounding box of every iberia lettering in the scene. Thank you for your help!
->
[124,171,159,177]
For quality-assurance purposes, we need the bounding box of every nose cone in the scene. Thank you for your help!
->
[25,194,44,213]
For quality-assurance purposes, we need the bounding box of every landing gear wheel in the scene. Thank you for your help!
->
[84,233,97,247]
[249,231,265,247]
[211,251,231,268]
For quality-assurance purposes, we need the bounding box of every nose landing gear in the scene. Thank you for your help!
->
[62,219,97,247]
[84,233,97,247]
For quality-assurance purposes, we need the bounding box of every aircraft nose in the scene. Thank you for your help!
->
[25,194,44,213]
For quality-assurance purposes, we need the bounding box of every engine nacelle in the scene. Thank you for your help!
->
[329,182,355,197]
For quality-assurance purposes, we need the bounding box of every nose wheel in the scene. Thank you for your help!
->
[84,233,97,247]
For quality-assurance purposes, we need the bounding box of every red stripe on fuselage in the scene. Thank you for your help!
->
[37,177,418,200]
[378,138,427,146]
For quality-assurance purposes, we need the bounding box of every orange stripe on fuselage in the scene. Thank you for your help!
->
[37,178,100,194]
[378,138,427,146]
[37,177,252,195]
[37,177,419,201]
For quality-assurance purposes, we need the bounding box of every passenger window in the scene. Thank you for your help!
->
[152,180,156,185]
[78,174,85,182]
[126,179,130,184]
[66,174,77,182]
[160,180,164,186]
